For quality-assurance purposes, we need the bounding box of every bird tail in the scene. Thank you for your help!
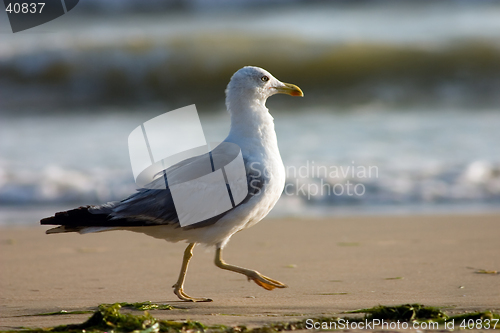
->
[45,225,78,234]
[40,205,116,234]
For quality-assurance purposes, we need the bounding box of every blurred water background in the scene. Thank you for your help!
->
[1,0,500,225]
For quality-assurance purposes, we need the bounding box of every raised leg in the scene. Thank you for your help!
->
[214,247,287,290]
[172,243,212,302]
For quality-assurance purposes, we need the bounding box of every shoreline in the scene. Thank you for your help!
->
[2,203,500,227]
[1,214,499,330]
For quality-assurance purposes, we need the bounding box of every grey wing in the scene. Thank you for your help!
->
[104,156,264,230]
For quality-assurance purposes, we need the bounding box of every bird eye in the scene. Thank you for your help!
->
[261,76,269,82]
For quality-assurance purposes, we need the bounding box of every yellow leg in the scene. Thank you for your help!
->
[214,247,287,290]
[172,243,212,302]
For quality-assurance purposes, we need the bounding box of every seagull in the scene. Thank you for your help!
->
[41,66,303,302]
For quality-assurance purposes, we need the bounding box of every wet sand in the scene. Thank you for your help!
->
[1,214,499,330]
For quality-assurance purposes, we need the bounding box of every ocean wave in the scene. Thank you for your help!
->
[2,36,500,110]
[0,164,135,205]
[281,160,500,206]
[1,161,499,212]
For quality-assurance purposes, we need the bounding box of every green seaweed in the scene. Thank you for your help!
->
[49,303,154,332]
[447,310,500,322]
[3,303,500,333]
[53,303,201,333]
[106,301,176,311]
[23,302,176,318]
[343,304,500,327]
[345,303,448,321]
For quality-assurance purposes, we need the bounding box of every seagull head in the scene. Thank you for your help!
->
[225,66,303,111]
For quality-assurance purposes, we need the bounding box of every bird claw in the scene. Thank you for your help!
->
[249,272,287,290]
[172,284,213,302]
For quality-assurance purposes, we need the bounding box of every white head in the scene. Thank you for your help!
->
[225,66,303,112]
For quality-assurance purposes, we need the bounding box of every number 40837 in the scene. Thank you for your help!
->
[460,318,499,330]
[5,3,45,14]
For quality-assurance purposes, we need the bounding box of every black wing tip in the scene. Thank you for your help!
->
[39,205,161,228]
[40,205,93,225]
[40,216,55,225]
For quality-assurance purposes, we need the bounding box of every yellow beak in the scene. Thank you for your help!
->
[275,82,304,97]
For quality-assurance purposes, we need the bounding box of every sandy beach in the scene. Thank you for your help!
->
[1,214,499,330]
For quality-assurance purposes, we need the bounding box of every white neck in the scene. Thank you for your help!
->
[224,94,278,158]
